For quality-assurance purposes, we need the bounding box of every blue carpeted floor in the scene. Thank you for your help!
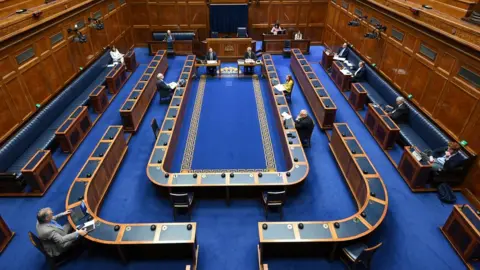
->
[0,47,470,270]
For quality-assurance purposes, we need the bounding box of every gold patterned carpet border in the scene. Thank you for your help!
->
[180,74,277,173]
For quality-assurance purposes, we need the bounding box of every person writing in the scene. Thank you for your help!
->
[294,110,315,147]
[205,47,218,76]
[271,23,283,35]
[244,47,257,74]
[351,61,366,82]
[294,30,303,40]
[110,46,124,64]
[36,207,87,257]
[283,75,294,96]
[156,73,175,103]
[385,97,409,123]
[427,142,463,173]
[335,43,349,58]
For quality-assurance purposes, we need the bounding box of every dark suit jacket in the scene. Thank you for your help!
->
[163,34,175,42]
[352,67,366,81]
[244,51,256,60]
[390,103,409,123]
[156,79,171,95]
[432,147,464,171]
[337,47,349,58]
[206,52,217,61]
[295,116,315,142]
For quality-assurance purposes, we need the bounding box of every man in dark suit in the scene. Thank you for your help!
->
[351,61,366,82]
[428,142,463,173]
[336,43,349,58]
[205,47,217,76]
[385,96,409,123]
[164,30,175,42]
[156,73,173,103]
[294,110,315,147]
[244,47,257,74]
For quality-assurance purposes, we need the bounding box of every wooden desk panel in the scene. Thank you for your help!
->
[398,146,432,189]
[124,49,138,73]
[21,150,58,193]
[89,85,108,114]
[349,83,367,111]
[364,104,400,150]
[205,38,255,61]
[331,61,351,92]
[55,106,92,153]
[106,64,128,94]
[320,49,334,70]
[0,216,14,253]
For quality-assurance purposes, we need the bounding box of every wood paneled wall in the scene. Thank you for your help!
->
[248,0,328,43]
[324,0,480,197]
[0,0,133,143]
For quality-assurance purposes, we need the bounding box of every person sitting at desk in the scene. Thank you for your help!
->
[283,75,294,97]
[351,61,366,82]
[295,110,315,147]
[110,46,124,64]
[36,207,87,257]
[156,73,175,103]
[244,47,257,74]
[205,47,217,76]
[385,96,409,123]
[335,43,349,58]
[427,142,463,173]
[164,30,175,42]
[271,23,283,35]
[294,30,303,40]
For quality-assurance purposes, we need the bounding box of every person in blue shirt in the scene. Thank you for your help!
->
[36,207,87,257]
[428,142,463,172]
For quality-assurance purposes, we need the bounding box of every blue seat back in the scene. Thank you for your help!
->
[364,66,399,105]
[152,32,196,41]
[237,27,248,38]
[0,50,111,171]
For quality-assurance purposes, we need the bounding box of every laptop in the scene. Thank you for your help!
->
[70,201,89,224]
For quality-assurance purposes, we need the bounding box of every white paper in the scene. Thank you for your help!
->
[340,69,352,75]
[237,59,245,64]
[345,61,354,67]
[107,64,115,67]
[168,82,177,89]
[206,60,217,64]
[333,56,346,61]
[281,112,292,120]
[274,84,286,91]
[245,59,255,64]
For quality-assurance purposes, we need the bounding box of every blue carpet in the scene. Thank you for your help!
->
[0,47,470,270]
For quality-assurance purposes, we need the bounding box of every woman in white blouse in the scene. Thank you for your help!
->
[294,30,303,40]
[110,46,124,64]
[271,23,283,35]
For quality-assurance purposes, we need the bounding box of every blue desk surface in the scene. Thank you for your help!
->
[154,55,162,61]
[58,119,74,133]
[88,221,119,242]
[68,181,87,205]
[291,146,306,162]
[121,100,135,111]
[461,206,480,231]
[148,166,168,185]
[187,55,195,60]
[316,89,327,97]
[269,72,278,78]
[156,133,171,147]
[353,84,366,93]
[149,61,158,67]
[150,148,166,164]
[140,75,150,81]
[171,97,182,107]
[355,157,376,175]
[229,174,255,185]
[336,124,353,137]
[103,126,120,140]
[367,178,386,201]
[335,218,368,238]
[181,73,189,79]
[303,66,312,72]
[172,174,198,185]
[122,225,155,241]
[162,119,174,131]
[311,80,321,88]
[322,98,335,108]
[287,164,308,184]
[373,106,385,116]
[24,151,47,170]
[299,223,332,240]
[135,82,146,90]
[158,224,193,242]
[129,91,141,100]
[346,139,363,155]
[265,60,273,65]
[363,200,385,226]
[200,174,227,185]
[262,224,295,240]
[167,108,178,118]
[70,107,83,119]
[186,61,193,67]
[91,86,104,96]
[183,67,191,73]
[258,173,283,184]
[145,68,154,74]
[382,116,397,129]
[79,160,101,178]
[92,142,111,158]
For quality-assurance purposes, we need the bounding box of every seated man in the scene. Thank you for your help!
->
[294,110,315,147]
[156,73,175,103]
[110,46,124,64]
[36,207,87,257]
[164,30,175,42]
[335,43,349,58]
[428,142,463,173]
[283,75,294,97]
[351,61,366,82]
[244,47,257,74]
[205,47,217,76]
[385,96,409,123]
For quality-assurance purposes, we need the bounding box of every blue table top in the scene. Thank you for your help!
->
[322,98,335,108]
[129,91,141,100]
[149,61,158,67]
[200,174,227,185]
[148,166,168,185]
[346,139,363,155]
[355,157,376,175]
[145,68,154,74]
[461,206,480,231]
[121,100,135,111]
[287,164,308,184]
[140,75,150,81]
[79,160,101,178]
[155,133,171,147]
[335,218,368,238]
[135,82,146,90]
[162,119,174,131]
[181,73,189,79]
[382,116,397,129]
[150,148,166,164]
[363,200,386,226]
[154,55,162,61]
[316,89,327,97]
[92,142,111,158]
[367,178,386,201]
[88,221,119,242]
[158,224,193,242]
[258,173,283,184]
[122,225,155,241]
[186,61,193,67]
[336,124,353,137]
[23,151,46,170]
[103,126,120,140]
[373,106,385,116]
[90,86,104,96]
[299,223,332,240]
[70,107,83,119]
[68,181,86,205]
[229,173,255,185]
[58,119,73,133]
[311,80,321,88]
[187,55,194,60]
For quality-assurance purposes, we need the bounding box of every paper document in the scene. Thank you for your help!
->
[245,59,255,64]
[206,60,217,64]
[344,61,354,67]
[274,84,286,91]
[77,219,96,232]
[281,112,292,120]
[168,82,177,89]
[333,56,346,62]
[107,64,115,67]
[340,69,352,76]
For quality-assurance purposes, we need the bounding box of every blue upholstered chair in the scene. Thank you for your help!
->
[237,27,248,38]
[262,190,286,219]
[341,242,382,269]
[211,31,218,38]
[170,192,194,220]
[283,40,291,57]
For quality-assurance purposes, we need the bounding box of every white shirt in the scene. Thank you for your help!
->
[294,33,302,40]
[391,103,404,114]
[354,67,362,76]
[271,27,282,34]
[339,48,346,56]
[110,50,124,64]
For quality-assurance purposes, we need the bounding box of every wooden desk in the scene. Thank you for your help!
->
[66,126,198,267]
[0,216,14,253]
[205,38,255,61]
[237,60,262,76]
[89,85,108,114]
[258,123,388,265]
[21,150,58,193]
[320,49,334,70]
[148,40,194,55]
[120,50,168,133]
[331,61,352,91]
[195,61,222,76]
[55,106,92,153]
[106,63,128,94]
[349,83,367,111]
[442,205,480,269]
[364,104,400,150]
[398,146,432,189]
[263,39,311,54]
[124,49,138,73]
[290,49,336,129]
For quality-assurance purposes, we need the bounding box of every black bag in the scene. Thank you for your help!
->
[437,183,456,204]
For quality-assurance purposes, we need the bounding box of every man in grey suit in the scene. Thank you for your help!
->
[36,207,87,257]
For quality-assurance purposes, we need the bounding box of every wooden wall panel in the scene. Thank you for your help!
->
[0,0,134,143]
[324,0,480,199]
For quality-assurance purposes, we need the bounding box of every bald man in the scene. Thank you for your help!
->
[295,110,315,147]
[156,73,174,103]
[244,47,257,74]
[36,207,87,257]
[336,43,349,58]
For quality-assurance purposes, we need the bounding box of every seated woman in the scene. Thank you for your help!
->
[294,30,303,40]
[283,75,294,97]
[110,46,124,64]
[271,23,283,35]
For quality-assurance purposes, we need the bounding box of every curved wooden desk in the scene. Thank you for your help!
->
[66,126,198,267]
[258,123,388,267]
[146,54,309,189]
